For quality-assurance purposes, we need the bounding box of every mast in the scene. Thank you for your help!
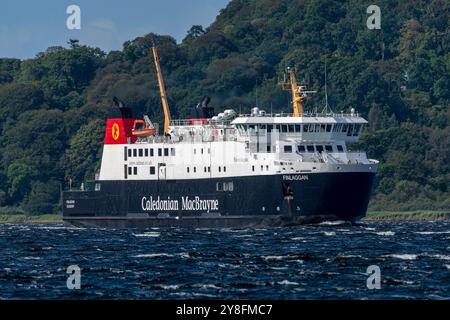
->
[288,68,303,117]
[279,67,316,117]
[152,46,171,135]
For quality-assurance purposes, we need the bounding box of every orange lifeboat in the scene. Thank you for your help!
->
[131,119,156,137]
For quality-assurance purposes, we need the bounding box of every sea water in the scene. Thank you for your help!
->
[0,221,449,299]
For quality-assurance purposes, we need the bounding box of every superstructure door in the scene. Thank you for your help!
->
[158,163,166,180]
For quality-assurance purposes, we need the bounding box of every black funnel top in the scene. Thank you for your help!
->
[113,97,133,119]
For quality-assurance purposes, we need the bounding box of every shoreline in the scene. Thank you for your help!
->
[363,211,450,221]
[0,211,449,224]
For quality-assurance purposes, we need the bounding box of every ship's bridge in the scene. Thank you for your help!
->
[231,112,368,143]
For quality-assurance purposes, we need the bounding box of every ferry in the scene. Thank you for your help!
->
[62,47,379,228]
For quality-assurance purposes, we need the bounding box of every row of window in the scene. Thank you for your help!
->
[125,166,157,177]
[236,123,363,135]
[193,148,211,155]
[125,147,175,160]
[252,165,270,172]
[186,166,227,173]
[283,144,344,153]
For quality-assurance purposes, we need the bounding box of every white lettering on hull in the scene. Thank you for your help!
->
[141,196,219,213]
[283,175,309,181]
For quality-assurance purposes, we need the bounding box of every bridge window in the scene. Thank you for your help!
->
[337,145,344,152]
[316,145,324,153]
[326,124,332,132]
[158,148,162,157]
[139,149,143,157]
[288,125,294,132]
[347,124,354,136]
[164,148,169,156]
[298,145,306,153]
[342,124,349,133]
[128,167,132,175]
[187,167,190,173]
[219,167,221,173]
[353,124,361,136]
[295,125,301,132]
[224,166,227,172]
[325,145,333,152]
[150,148,154,157]
[194,167,197,173]
[307,145,315,153]
[149,166,156,175]
[133,167,137,175]
[145,149,148,157]
[281,125,288,133]
[133,149,137,157]
[127,148,131,158]
[284,145,293,153]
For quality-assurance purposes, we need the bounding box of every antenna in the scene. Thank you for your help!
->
[255,78,259,107]
[322,62,333,114]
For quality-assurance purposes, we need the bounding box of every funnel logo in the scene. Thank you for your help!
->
[112,123,120,141]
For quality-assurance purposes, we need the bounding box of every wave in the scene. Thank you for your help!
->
[318,220,348,226]
[133,253,172,258]
[156,284,180,290]
[132,232,160,237]
[262,255,285,261]
[416,231,450,235]
[383,254,418,260]
[192,284,221,290]
[278,280,299,285]
[423,254,450,261]
[374,231,395,236]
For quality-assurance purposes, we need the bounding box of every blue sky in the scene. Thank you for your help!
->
[0,0,230,59]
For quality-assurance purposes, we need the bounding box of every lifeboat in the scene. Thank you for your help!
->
[132,119,156,137]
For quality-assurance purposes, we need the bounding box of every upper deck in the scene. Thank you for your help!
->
[165,110,367,144]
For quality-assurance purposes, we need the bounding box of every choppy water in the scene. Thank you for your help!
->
[0,221,449,299]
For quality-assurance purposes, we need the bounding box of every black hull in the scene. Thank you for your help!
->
[62,172,375,228]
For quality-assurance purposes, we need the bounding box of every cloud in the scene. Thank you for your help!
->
[91,18,116,32]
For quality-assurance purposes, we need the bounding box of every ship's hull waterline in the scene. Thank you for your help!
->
[62,171,376,228]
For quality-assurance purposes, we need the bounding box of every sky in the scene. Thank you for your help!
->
[0,0,230,59]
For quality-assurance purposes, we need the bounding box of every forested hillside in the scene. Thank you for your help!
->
[0,0,448,214]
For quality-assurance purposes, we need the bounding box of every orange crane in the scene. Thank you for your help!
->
[152,46,171,135]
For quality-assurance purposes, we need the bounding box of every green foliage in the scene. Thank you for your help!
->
[63,119,105,184]
[0,0,449,214]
